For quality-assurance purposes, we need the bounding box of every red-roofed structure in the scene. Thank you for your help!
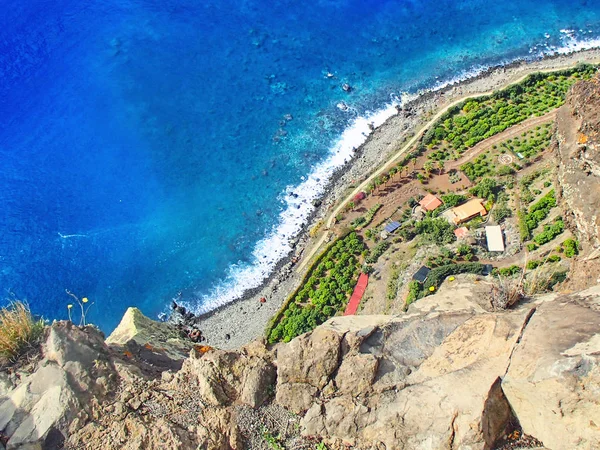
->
[344,273,369,316]
[454,226,469,239]
[354,192,366,202]
[419,193,443,211]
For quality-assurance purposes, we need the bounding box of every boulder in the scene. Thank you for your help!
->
[298,308,530,448]
[502,296,600,449]
[106,307,193,370]
[179,345,275,408]
[0,322,116,450]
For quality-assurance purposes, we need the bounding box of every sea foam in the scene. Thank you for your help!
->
[189,102,400,314]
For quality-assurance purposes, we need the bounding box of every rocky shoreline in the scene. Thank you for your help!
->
[185,48,600,350]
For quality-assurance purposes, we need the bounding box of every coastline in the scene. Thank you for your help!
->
[196,47,600,350]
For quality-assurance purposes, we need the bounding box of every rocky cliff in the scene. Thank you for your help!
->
[1,280,599,450]
[556,75,600,252]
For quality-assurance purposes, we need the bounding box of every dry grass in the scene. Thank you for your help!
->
[524,263,567,295]
[490,275,525,310]
[0,301,45,364]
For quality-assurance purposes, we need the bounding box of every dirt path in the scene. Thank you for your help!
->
[446,110,557,170]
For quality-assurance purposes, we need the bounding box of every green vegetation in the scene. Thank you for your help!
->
[441,193,467,207]
[520,190,557,240]
[499,122,552,159]
[493,204,512,223]
[470,177,499,201]
[532,218,564,246]
[365,241,391,264]
[527,254,562,270]
[405,280,422,307]
[351,204,382,230]
[422,263,486,293]
[0,302,44,364]
[414,218,455,245]
[494,265,522,277]
[262,429,285,450]
[562,238,579,258]
[268,233,365,343]
[421,65,596,158]
[426,244,474,268]
[461,154,495,181]
[387,267,402,301]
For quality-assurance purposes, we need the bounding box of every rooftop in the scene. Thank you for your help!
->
[454,227,469,239]
[445,198,487,225]
[419,193,443,211]
[485,225,505,252]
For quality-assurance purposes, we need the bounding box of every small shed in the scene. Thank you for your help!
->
[384,221,401,233]
[454,227,469,239]
[412,266,431,283]
[485,225,505,252]
[419,193,443,212]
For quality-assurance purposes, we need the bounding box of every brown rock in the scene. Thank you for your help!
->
[502,293,600,449]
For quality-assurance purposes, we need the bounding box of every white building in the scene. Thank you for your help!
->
[485,225,505,252]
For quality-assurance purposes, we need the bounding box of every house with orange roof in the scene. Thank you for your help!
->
[419,193,443,212]
[443,198,487,225]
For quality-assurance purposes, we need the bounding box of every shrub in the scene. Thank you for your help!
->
[547,254,561,263]
[441,193,467,207]
[0,302,44,364]
[365,241,391,264]
[496,265,522,277]
[526,242,538,252]
[493,205,512,223]
[470,178,499,200]
[532,219,564,245]
[564,239,579,256]
[563,238,579,258]
[415,218,455,245]
[405,280,422,307]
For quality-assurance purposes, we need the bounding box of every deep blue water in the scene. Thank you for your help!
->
[1,0,600,331]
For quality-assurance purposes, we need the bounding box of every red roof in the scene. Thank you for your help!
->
[419,193,443,211]
[354,192,366,202]
[344,273,369,316]
[454,227,469,238]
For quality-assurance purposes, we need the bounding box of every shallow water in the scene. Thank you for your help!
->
[1,0,599,331]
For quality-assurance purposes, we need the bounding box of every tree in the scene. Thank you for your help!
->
[470,177,498,200]
[437,160,445,175]
[423,161,434,177]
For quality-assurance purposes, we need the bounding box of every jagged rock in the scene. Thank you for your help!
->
[276,327,341,389]
[502,287,600,449]
[4,256,600,449]
[300,310,529,448]
[179,343,275,408]
[107,307,193,370]
[275,383,318,414]
[0,322,119,450]
[333,353,378,397]
[275,327,341,413]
